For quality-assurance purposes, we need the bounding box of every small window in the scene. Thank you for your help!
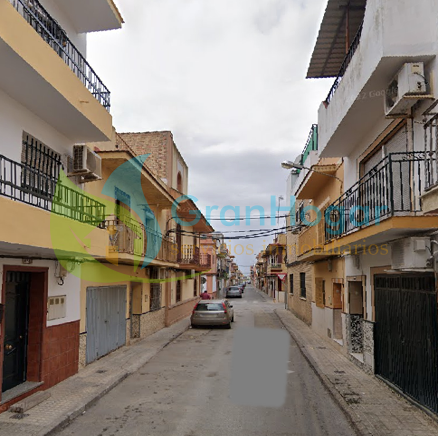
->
[176,280,182,303]
[21,133,62,198]
[315,278,325,308]
[150,283,161,312]
[300,272,306,299]
[177,171,183,192]
[289,274,294,294]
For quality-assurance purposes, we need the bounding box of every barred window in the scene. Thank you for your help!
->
[289,274,294,294]
[176,280,182,303]
[150,283,161,312]
[21,133,62,198]
[300,272,306,299]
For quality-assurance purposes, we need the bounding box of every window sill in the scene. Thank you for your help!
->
[300,297,307,301]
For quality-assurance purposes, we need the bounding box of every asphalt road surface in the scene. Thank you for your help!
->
[56,286,355,436]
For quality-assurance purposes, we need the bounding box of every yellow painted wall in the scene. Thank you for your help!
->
[0,196,107,256]
[0,0,112,140]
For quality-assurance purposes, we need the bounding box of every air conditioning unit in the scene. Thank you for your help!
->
[390,237,430,270]
[67,145,102,182]
[384,62,429,117]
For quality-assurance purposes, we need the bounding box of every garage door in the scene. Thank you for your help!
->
[374,274,438,412]
[86,286,127,364]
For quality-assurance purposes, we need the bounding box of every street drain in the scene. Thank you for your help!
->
[96,369,107,374]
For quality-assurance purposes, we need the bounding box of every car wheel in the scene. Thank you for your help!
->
[225,323,231,329]
[191,324,198,329]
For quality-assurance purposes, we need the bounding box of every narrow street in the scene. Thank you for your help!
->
[55,286,355,436]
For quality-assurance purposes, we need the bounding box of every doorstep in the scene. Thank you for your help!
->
[1,381,43,405]
[350,352,364,363]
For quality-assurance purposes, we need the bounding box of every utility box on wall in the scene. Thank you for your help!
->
[47,295,67,321]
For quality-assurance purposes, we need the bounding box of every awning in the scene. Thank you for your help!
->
[307,0,366,79]
[296,164,340,200]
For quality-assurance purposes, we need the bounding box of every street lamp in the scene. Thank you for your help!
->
[281,160,342,184]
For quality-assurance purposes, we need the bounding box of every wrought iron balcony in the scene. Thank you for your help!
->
[106,216,178,263]
[106,215,144,256]
[178,246,211,269]
[325,22,363,105]
[424,114,438,190]
[325,152,425,242]
[0,154,105,225]
[10,0,111,111]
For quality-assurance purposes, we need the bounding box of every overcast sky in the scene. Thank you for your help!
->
[88,0,332,274]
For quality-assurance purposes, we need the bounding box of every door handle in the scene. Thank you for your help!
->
[4,344,16,355]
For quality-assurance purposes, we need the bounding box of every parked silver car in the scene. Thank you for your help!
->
[226,286,242,298]
[191,300,234,328]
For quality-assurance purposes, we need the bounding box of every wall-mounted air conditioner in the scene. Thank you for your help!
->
[67,145,102,182]
[390,237,431,270]
[384,62,430,117]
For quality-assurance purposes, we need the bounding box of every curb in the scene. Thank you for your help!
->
[42,325,189,436]
[273,309,368,436]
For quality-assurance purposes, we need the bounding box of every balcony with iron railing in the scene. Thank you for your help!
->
[324,152,426,243]
[8,0,111,111]
[267,262,285,276]
[0,154,105,225]
[325,23,363,106]
[421,114,438,213]
[105,216,178,264]
[177,245,211,270]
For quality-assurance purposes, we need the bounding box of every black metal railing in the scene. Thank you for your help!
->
[0,154,105,225]
[325,22,364,105]
[325,152,425,242]
[9,0,111,111]
[424,114,438,190]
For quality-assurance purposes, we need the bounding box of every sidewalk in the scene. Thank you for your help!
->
[270,302,438,435]
[0,318,190,436]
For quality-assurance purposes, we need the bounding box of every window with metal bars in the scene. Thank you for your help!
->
[300,272,306,299]
[289,274,293,294]
[176,280,182,303]
[150,283,161,312]
[21,133,62,199]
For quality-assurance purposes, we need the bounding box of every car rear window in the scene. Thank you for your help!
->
[195,303,224,311]
[230,287,240,290]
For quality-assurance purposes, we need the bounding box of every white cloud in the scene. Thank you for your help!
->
[88,0,332,272]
